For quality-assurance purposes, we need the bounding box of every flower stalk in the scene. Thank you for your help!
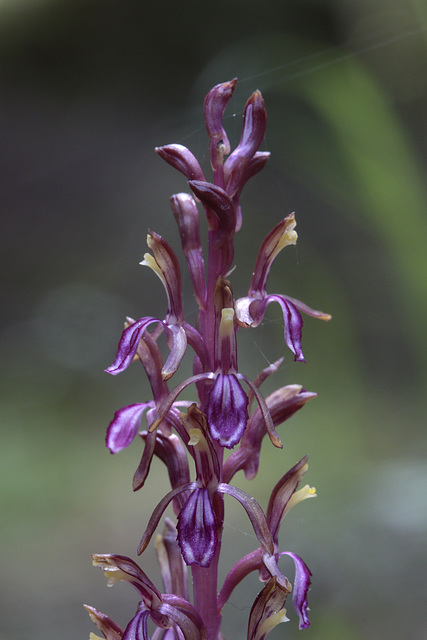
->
[86,79,330,640]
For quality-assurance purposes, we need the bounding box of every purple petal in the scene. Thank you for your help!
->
[281,552,312,629]
[267,295,304,362]
[228,388,314,481]
[106,403,152,454]
[170,194,206,307]
[155,144,205,182]
[177,488,217,567]
[207,373,248,448]
[189,180,236,235]
[147,372,212,433]
[203,79,237,171]
[248,214,297,298]
[239,374,282,449]
[123,610,150,640]
[105,317,161,375]
[224,90,267,197]
[181,404,220,487]
[217,548,263,611]
[160,596,207,640]
[162,324,187,381]
[143,432,191,511]
[266,456,309,542]
[144,231,183,324]
[132,428,158,492]
[92,554,162,608]
[231,151,270,232]
[138,482,196,556]
[218,483,274,555]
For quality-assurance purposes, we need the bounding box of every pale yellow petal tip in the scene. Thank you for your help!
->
[255,609,289,640]
[139,252,155,270]
[188,428,202,446]
[285,484,317,513]
[90,634,104,640]
[146,232,154,247]
[275,214,298,256]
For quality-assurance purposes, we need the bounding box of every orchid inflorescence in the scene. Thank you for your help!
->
[85,79,331,640]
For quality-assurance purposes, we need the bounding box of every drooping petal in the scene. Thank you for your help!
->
[84,604,124,640]
[217,548,263,612]
[281,552,312,629]
[138,482,196,556]
[247,577,289,640]
[105,317,161,375]
[217,483,274,555]
[147,372,213,434]
[247,357,284,412]
[248,295,305,362]
[138,431,191,511]
[207,373,249,448]
[177,487,217,567]
[132,428,158,492]
[224,386,314,482]
[106,403,152,454]
[238,374,282,449]
[269,295,304,362]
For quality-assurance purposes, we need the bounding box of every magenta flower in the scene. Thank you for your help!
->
[88,79,330,640]
[236,213,331,363]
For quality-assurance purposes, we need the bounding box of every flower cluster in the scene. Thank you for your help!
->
[86,79,330,640]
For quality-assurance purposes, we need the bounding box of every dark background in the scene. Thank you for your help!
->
[1,1,427,639]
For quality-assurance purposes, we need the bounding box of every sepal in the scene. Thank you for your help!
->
[170,194,206,307]
[142,231,183,324]
[84,605,124,640]
[155,144,205,182]
[204,79,237,171]
[92,554,162,609]
[248,214,297,298]
[224,90,267,198]
[247,577,289,640]
[266,456,309,544]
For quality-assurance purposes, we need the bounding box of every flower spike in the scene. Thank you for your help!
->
[93,79,329,640]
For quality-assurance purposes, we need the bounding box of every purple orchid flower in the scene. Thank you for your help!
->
[88,79,330,640]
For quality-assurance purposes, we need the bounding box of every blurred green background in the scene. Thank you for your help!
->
[1,1,427,638]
